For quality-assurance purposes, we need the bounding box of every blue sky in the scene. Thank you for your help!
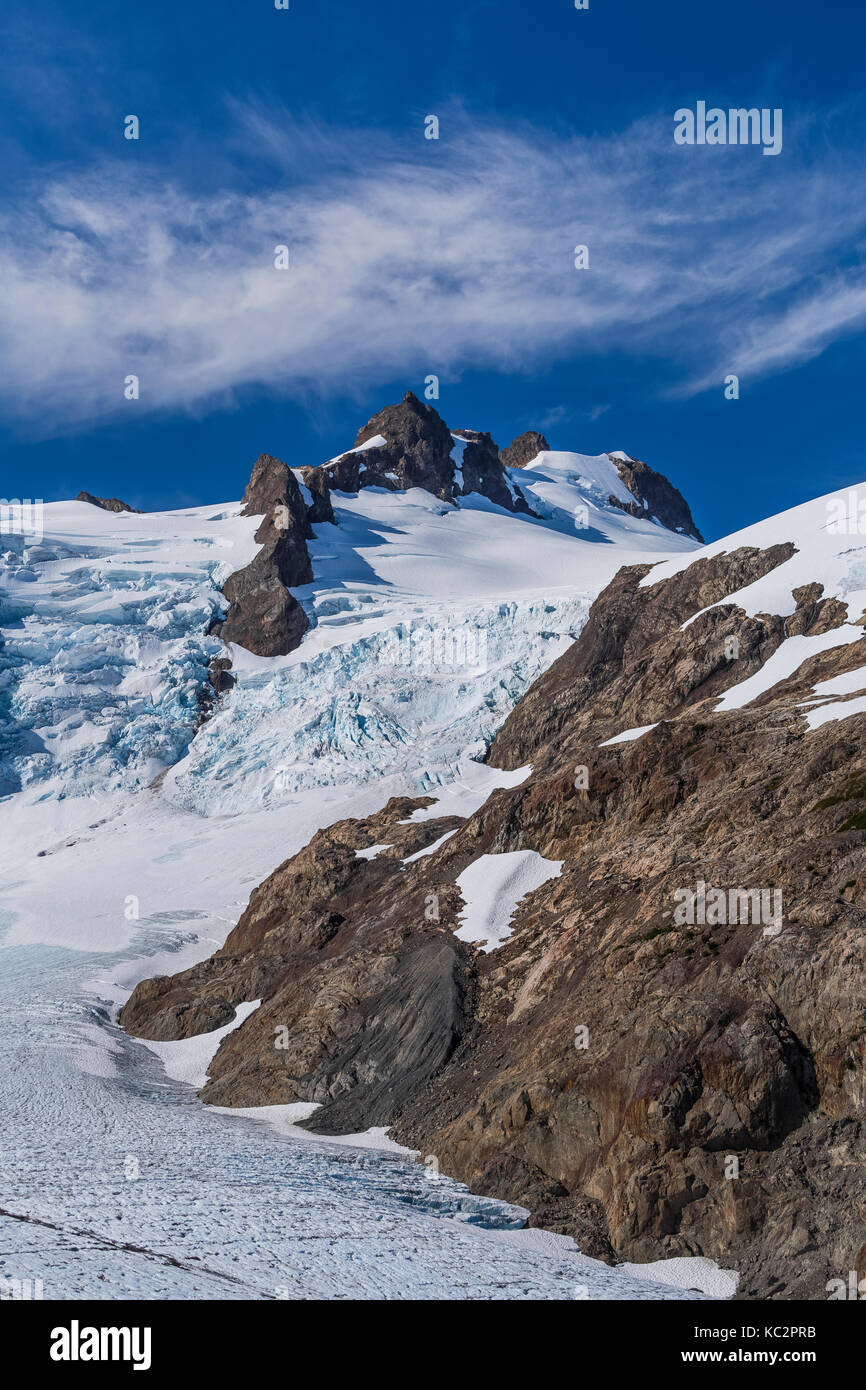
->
[1,0,865,539]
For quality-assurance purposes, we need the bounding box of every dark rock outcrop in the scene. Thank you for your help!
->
[607,453,704,541]
[76,491,142,514]
[213,555,309,658]
[302,453,361,497]
[195,657,236,726]
[500,431,550,470]
[124,532,866,1298]
[237,452,314,542]
[211,454,313,658]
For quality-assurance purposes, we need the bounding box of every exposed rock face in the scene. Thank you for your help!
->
[194,657,236,726]
[302,453,360,496]
[608,454,704,541]
[500,431,550,470]
[213,554,309,658]
[124,534,866,1298]
[237,452,314,541]
[211,454,313,658]
[390,551,866,1299]
[76,491,142,514]
[485,543,798,770]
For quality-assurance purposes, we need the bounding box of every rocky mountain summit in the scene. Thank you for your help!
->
[76,491,142,514]
[122,489,866,1299]
[290,392,533,513]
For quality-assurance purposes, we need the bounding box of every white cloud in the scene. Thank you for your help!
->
[2,109,866,429]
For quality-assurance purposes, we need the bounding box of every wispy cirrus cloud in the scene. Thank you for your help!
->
[2,105,866,431]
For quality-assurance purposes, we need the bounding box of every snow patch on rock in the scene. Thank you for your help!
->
[455,850,563,951]
[600,723,659,745]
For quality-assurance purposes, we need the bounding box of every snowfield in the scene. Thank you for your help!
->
[0,452,717,1300]
[455,850,564,951]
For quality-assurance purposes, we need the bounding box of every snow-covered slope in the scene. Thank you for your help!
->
[513,448,644,527]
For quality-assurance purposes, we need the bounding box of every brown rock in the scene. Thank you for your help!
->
[296,466,335,524]
[121,800,469,1130]
[452,429,533,513]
